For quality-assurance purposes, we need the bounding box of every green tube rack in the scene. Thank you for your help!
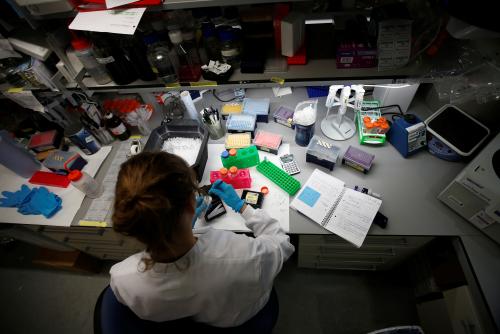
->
[221,145,260,169]
[256,158,301,195]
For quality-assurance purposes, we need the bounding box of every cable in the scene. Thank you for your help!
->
[211,89,237,103]
[362,104,403,115]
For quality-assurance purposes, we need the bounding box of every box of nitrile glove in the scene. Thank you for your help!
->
[43,150,87,175]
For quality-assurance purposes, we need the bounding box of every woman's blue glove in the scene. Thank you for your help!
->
[0,185,32,207]
[209,180,244,213]
[192,195,208,227]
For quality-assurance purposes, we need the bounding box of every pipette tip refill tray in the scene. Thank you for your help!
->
[242,98,270,123]
[226,114,257,138]
[253,130,282,155]
[342,145,374,174]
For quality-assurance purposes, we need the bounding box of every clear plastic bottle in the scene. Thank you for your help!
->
[143,34,178,84]
[68,170,102,198]
[71,37,112,85]
[202,22,221,61]
[90,33,138,85]
[169,29,201,82]
[218,27,240,67]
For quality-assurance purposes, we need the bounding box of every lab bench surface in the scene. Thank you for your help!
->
[1,88,498,331]
[70,88,479,237]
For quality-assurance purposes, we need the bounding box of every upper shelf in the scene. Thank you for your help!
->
[73,58,430,93]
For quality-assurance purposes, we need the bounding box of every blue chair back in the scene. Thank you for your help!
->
[94,285,279,334]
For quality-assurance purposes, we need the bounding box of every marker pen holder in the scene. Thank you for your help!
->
[206,121,225,140]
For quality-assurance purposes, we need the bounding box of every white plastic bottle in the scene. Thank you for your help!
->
[68,170,102,198]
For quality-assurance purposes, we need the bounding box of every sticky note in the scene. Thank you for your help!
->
[79,220,107,228]
[298,186,321,207]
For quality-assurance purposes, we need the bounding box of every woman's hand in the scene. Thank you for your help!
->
[192,195,208,227]
[209,180,245,213]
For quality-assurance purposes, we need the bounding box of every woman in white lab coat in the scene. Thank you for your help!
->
[109,152,295,328]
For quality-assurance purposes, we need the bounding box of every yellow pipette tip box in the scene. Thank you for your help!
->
[221,102,243,119]
[225,133,252,149]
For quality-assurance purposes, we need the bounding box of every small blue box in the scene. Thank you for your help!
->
[242,98,270,123]
[226,114,257,138]
[387,115,427,158]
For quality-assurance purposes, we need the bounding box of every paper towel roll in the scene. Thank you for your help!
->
[180,91,199,121]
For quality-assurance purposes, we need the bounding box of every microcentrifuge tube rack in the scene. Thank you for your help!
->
[256,158,301,195]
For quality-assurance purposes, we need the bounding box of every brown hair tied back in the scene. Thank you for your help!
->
[112,152,198,268]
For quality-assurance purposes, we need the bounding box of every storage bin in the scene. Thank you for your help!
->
[144,119,208,181]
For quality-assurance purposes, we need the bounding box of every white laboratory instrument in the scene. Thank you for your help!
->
[321,85,365,140]
[438,133,500,245]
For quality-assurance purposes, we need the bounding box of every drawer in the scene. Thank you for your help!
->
[299,251,391,263]
[300,235,433,249]
[300,260,378,271]
[300,244,397,257]
[64,237,124,247]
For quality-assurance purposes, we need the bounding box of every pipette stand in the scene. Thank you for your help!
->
[321,85,364,141]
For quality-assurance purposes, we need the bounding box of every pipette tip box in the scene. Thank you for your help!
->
[225,133,252,149]
[273,106,295,129]
[342,145,374,174]
[306,135,341,171]
[226,114,257,138]
[253,130,283,155]
[221,102,243,119]
[242,98,270,123]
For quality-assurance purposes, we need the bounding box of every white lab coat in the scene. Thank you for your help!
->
[109,206,295,327]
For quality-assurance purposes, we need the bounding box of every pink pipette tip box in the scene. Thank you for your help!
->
[253,131,282,155]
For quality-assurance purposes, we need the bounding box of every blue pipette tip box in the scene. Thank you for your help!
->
[242,98,270,123]
[226,114,257,138]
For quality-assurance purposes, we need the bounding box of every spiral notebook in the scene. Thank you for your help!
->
[291,169,382,247]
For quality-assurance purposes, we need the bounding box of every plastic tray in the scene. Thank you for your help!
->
[144,119,208,181]
[256,158,301,195]
[356,100,386,145]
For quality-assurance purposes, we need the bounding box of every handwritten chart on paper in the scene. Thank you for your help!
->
[69,8,146,35]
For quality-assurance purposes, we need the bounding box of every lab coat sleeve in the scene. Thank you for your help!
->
[241,206,295,284]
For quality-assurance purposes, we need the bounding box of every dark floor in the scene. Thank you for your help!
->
[0,241,419,334]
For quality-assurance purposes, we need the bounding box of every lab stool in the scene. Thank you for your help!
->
[94,285,279,334]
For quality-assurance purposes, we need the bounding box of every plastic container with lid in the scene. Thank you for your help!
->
[71,37,112,85]
[306,135,341,171]
[143,33,178,84]
[293,100,318,146]
[68,170,102,198]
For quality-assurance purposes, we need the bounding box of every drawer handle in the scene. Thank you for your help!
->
[317,257,385,264]
[319,246,396,256]
[315,263,377,271]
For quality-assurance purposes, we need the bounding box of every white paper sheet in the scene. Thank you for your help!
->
[105,0,140,9]
[69,8,146,35]
[0,146,112,227]
[194,144,290,232]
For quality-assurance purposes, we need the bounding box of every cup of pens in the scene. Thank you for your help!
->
[200,107,225,140]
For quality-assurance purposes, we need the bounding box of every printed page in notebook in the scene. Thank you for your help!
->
[290,169,345,224]
[325,188,382,248]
